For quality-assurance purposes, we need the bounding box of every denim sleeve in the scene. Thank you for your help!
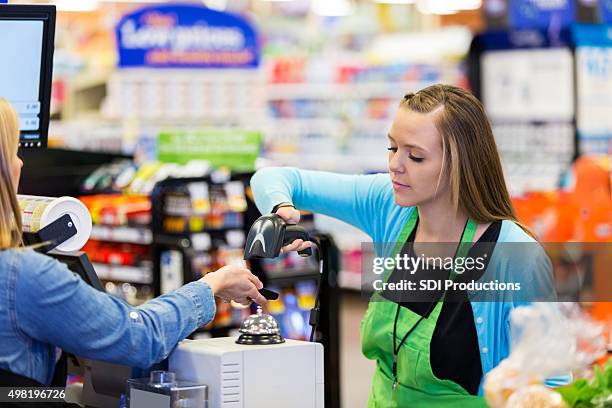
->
[14,250,215,368]
[250,166,393,242]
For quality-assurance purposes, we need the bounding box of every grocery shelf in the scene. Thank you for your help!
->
[153,229,245,251]
[265,81,435,100]
[338,270,363,292]
[263,118,392,135]
[264,151,388,172]
[92,262,154,285]
[90,224,153,245]
[265,268,320,287]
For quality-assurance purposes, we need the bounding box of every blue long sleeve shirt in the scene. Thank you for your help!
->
[250,166,566,394]
[0,248,215,385]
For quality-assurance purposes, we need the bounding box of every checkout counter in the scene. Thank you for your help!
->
[22,197,326,408]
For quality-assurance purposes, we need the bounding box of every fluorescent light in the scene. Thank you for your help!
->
[457,0,481,10]
[312,0,354,16]
[374,0,416,4]
[416,0,457,14]
[416,0,481,14]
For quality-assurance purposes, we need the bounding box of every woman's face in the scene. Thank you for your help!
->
[11,151,22,193]
[387,107,450,207]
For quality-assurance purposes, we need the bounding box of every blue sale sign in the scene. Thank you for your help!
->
[509,0,575,29]
[116,4,259,69]
[600,0,612,24]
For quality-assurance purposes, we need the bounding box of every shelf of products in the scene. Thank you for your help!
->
[103,69,266,123]
[89,224,152,245]
[91,263,153,285]
[78,193,154,305]
[263,58,466,173]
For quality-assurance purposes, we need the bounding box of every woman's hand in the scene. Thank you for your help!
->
[275,205,314,254]
[200,265,267,306]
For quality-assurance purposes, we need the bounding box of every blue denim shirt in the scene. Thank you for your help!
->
[0,248,216,385]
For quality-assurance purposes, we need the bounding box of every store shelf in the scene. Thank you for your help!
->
[92,262,153,285]
[265,151,388,172]
[90,224,153,244]
[102,109,268,123]
[153,229,244,251]
[265,268,320,287]
[266,81,434,100]
[338,270,364,292]
[264,118,391,135]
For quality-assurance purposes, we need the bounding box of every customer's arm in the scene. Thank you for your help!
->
[250,167,393,241]
[13,250,260,368]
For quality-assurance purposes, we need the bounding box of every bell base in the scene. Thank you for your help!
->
[235,333,285,345]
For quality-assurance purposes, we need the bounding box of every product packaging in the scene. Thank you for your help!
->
[484,303,606,408]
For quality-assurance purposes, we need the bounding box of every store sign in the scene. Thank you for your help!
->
[158,129,262,171]
[600,0,612,23]
[116,4,259,69]
[509,0,576,29]
[573,24,612,47]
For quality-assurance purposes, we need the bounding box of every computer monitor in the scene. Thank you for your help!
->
[47,250,105,292]
[0,5,55,148]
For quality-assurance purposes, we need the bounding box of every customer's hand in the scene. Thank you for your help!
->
[200,265,267,306]
[275,205,313,254]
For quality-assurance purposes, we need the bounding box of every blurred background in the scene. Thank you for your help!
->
[5,1,612,406]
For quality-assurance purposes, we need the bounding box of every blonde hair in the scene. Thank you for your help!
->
[0,98,23,249]
[400,84,534,237]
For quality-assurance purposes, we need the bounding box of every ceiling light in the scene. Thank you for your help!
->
[416,0,457,15]
[457,0,482,10]
[374,0,416,4]
[312,0,354,16]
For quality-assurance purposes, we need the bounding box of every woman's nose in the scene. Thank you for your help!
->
[389,153,404,174]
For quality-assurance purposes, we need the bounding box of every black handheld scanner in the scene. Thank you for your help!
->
[244,214,312,259]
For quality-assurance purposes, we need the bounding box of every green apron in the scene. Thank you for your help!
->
[360,210,489,407]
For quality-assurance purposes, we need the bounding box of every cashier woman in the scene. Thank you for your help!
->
[250,84,561,407]
[0,98,267,385]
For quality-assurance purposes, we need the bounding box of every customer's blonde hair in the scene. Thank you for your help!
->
[0,98,23,249]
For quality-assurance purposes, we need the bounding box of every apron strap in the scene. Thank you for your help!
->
[394,208,477,254]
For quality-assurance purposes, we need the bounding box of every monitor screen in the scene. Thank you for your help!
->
[48,250,105,293]
[0,5,55,148]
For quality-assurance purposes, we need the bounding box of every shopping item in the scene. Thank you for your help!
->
[557,359,612,407]
[484,303,607,408]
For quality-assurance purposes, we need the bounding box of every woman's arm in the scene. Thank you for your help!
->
[13,250,215,368]
[250,167,393,241]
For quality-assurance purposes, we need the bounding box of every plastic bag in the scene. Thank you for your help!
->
[484,303,606,408]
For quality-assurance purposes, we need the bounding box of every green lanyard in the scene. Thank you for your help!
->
[391,209,477,390]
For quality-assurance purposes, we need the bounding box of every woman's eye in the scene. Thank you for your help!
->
[409,155,424,163]
[387,147,397,153]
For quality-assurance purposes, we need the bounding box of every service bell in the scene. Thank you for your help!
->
[236,306,284,345]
